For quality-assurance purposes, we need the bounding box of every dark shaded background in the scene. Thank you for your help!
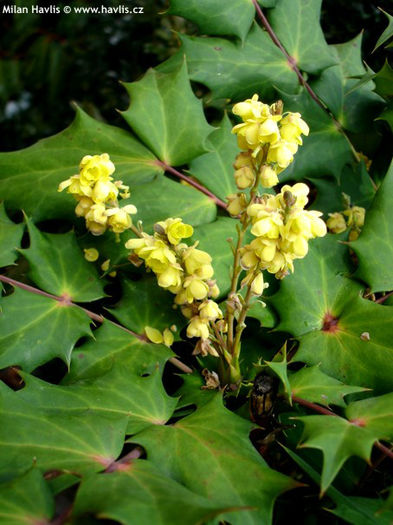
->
[0,0,392,151]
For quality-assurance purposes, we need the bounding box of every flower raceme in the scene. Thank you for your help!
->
[58,153,136,235]
[125,218,222,357]
[241,183,327,279]
[231,94,309,189]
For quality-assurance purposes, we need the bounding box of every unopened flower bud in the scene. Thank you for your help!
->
[259,165,279,188]
[234,166,255,189]
[327,212,346,234]
[226,193,247,216]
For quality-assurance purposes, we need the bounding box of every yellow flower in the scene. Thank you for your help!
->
[226,193,248,216]
[106,205,137,234]
[327,212,347,234]
[59,175,92,198]
[91,180,119,204]
[240,244,259,269]
[157,266,183,290]
[259,165,279,188]
[267,140,298,170]
[85,203,108,236]
[279,112,309,145]
[183,276,209,302]
[250,272,268,296]
[280,182,309,209]
[79,153,115,186]
[187,316,210,340]
[157,218,194,246]
[234,166,255,189]
[232,94,270,120]
[198,300,222,321]
[182,247,212,275]
[250,214,282,239]
[144,240,177,273]
[84,248,99,262]
[75,196,93,217]
[257,118,280,144]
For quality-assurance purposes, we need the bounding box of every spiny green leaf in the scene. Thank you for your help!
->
[130,175,217,232]
[0,381,128,478]
[0,468,54,525]
[295,293,393,394]
[167,0,255,42]
[189,113,238,202]
[374,60,393,100]
[21,220,105,302]
[0,287,91,372]
[296,415,375,492]
[246,299,277,329]
[346,392,393,439]
[159,25,298,101]
[270,234,352,336]
[332,34,384,133]
[271,235,393,393]
[265,347,291,399]
[289,366,366,408]
[0,107,160,221]
[352,160,393,292]
[121,61,214,166]
[135,395,297,525]
[283,446,390,525]
[268,0,336,74]
[50,322,177,434]
[377,99,393,132]
[175,373,217,410]
[373,8,393,52]
[0,203,24,267]
[108,276,185,338]
[73,460,240,525]
[328,496,393,525]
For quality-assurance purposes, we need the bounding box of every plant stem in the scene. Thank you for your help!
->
[251,0,361,164]
[155,160,228,209]
[226,220,248,350]
[375,442,393,461]
[375,291,393,304]
[0,274,193,374]
[130,223,143,238]
[231,277,256,365]
[292,395,336,416]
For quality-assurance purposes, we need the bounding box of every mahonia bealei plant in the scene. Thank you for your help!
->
[59,97,327,385]
[58,153,137,236]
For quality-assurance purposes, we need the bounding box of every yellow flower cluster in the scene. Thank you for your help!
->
[240,183,327,279]
[125,218,222,356]
[58,153,137,235]
[232,94,309,188]
[327,206,365,241]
